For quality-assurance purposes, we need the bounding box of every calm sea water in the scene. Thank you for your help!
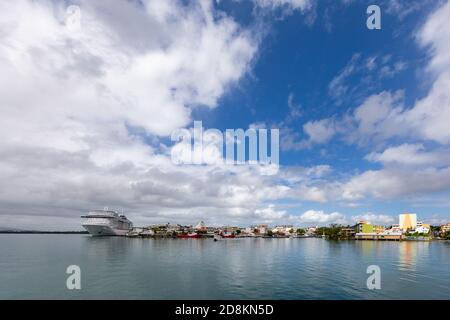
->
[0,234,449,299]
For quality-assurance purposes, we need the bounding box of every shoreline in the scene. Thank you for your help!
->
[1,232,448,242]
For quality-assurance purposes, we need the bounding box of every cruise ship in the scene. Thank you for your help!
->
[81,208,133,236]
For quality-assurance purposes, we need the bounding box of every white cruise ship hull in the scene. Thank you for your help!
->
[81,208,133,237]
[82,224,130,236]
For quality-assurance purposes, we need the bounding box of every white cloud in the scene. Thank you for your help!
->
[346,1,450,145]
[0,0,257,137]
[0,0,262,229]
[385,0,434,20]
[249,208,350,227]
[303,118,336,144]
[348,90,406,145]
[351,213,395,226]
[342,167,450,200]
[366,144,450,167]
[328,53,361,105]
[1,0,449,230]
[253,0,312,11]
[298,210,347,225]
[253,204,289,222]
[328,53,407,106]
[287,93,302,120]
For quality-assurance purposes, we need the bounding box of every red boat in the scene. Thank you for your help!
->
[177,232,202,238]
[214,231,236,240]
[221,232,235,239]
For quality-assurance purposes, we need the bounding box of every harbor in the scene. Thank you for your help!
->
[81,209,450,242]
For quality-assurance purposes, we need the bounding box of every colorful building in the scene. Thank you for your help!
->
[356,221,385,234]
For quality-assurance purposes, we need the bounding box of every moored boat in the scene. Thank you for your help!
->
[177,232,203,238]
[214,231,236,241]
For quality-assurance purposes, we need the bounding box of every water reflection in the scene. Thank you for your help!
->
[0,235,449,299]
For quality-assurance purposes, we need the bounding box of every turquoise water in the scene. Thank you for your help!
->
[0,234,449,299]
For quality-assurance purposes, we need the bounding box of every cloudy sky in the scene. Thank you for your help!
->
[0,0,449,230]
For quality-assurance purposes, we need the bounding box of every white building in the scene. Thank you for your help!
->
[272,225,294,235]
[415,226,430,234]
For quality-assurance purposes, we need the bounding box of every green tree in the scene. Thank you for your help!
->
[316,225,344,240]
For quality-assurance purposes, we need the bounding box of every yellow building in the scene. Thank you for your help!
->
[399,213,417,232]
[356,221,385,234]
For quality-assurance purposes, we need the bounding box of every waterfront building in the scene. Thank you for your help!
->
[440,223,450,234]
[167,224,182,232]
[253,224,268,235]
[399,213,417,232]
[415,226,430,234]
[355,221,385,234]
[195,221,208,232]
[340,228,356,238]
[305,226,317,235]
[414,222,430,234]
[356,221,372,233]
[355,232,402,241]
[272,225,294,235]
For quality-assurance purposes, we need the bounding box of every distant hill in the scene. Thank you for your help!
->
[0,227,88,234]
[0,227,24,232]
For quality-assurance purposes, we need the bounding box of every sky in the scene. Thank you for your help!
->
[0,0,450,230]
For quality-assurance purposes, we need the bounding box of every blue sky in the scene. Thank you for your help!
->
[0,0,449,229]
[192,0,449,223]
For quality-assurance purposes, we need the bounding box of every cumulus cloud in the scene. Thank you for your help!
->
[341,167,450,200]
[366,144,450,167]
[298,210,347,225]
[253,0,312,11]
[306,2,450,201]
[253,204,289,222]
[0,0,257,136]
[1,0,449,230]
[351,213,395,226]
[303,118,336,144]
[340,2,450,146]
[280,118,336,151]
[0,0,262,229]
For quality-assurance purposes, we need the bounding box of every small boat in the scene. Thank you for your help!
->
[220,232,236,239]
[214,231,236,241]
